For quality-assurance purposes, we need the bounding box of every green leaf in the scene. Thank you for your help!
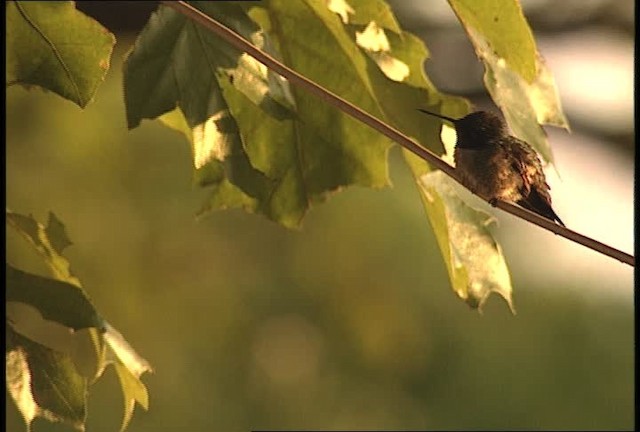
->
[124,1,293,129]
[45,211,73,252]
[6,0,115,108]
[104,324,153,432]
[354,21,410,82]
[447,0,569,164]
[335,0,402,33]
[7,299,104,381]
[235,0,465,227]
[6,264,104,331]
[6,210,81,286]
[6,210,108,386]
[239,0,408,225]
[351,27,469,143]
[330,1,512,311]
[127,0,470,228]
[448,0,536,81]
[404,153,514,313]
[113,360,150,432]
[6,327,88,431]
[123,2,290,206]
[6,211,152,431]
[158,107,260,216]
[482,53,568,163]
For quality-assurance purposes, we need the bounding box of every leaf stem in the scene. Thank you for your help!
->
[160,1,634,268]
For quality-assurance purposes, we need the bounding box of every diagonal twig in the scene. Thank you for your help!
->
[160,1,634,268]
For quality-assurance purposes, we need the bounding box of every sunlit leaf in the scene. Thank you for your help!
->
[327,0,355,24]
[104,323,152,432]
[6,0,115,108]
[448,0,536,81]
[355,21,409,82]
[346,0,402,32]
[333,0,513,311]
[6,328,87,431]
[447,0,569,164]
[103,323,153,380]
[159,107,259,214]
[6,210,81,286]
[113,362,150,432]
[479,36,567,164]
[144,0,399,226]
[333,2,470,145]
[238,0,466,226]
[404,153,515,313]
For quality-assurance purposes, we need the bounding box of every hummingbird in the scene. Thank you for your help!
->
[417,108,565,226]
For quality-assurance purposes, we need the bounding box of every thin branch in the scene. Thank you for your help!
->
[160,1,634,268]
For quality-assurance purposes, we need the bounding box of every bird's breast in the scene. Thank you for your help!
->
[454,147,523,201]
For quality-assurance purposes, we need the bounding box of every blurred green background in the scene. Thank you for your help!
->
[6,29,633,432]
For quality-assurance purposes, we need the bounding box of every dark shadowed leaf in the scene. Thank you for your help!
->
[45,211,73,253]
[6,264,104,331]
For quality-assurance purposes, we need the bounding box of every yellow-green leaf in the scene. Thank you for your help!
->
[448,0,536,82]
[6,328,88,431]
[404,152,514,312]
[6,210,80,286]
[104,323,153,432]
[6,0,115,108]
[448,0,569,164]
[6,211,152,431]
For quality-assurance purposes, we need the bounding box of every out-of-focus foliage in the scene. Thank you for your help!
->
[6,1,629,431]
[6,36,633,429]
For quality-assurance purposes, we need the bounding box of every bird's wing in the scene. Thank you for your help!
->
[505,138,549,201]
[505,139,565,226]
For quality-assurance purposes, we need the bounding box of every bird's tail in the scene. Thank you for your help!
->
[517,191,565,227]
